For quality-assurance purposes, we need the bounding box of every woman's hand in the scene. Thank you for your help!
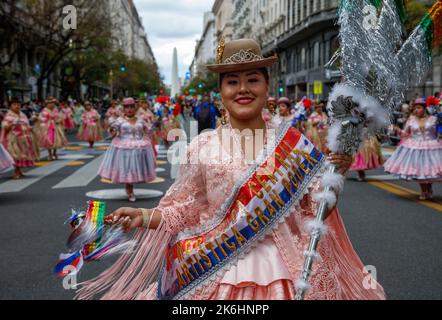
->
[327,153,352,175]
[104,207,143,232]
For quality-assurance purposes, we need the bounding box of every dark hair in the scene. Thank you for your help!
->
[219,67,269,87]
[9,97,21,106]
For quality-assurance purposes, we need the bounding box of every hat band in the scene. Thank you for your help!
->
[223,49,264,65]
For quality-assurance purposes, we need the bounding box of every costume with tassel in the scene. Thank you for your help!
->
[1,111,39,167]
[77,109,103,143]
[38,107,68,149]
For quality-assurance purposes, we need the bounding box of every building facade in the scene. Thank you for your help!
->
[261,0,340,100]
[190,12,216,77]
[212,0,234,43]
[108,0,156,64]
[0,0,157,103]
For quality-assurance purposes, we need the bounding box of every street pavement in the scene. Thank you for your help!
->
[0,127,441,300]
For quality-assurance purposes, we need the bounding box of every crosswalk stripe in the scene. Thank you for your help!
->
[0,160,70,194]
[52,154,105,189]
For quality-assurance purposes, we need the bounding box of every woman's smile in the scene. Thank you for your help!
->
[234,96,255,105]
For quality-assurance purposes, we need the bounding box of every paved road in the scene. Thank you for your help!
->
[0,128,441,300]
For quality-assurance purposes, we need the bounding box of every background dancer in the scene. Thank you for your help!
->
[385,98,442,199]
[77,101,103,148]
[98,98,156,202]
[1,98,39,178]
[38,97,67,161]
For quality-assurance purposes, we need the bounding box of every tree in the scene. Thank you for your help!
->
[0,0,114,100]
[183,60,219,96]
[109,54,163,98]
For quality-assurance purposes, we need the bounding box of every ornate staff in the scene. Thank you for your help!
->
[295,0,442,300]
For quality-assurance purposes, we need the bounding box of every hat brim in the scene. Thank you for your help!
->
[206,56,278,73]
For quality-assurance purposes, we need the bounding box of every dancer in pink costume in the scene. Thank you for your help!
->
[350,136,384,181]
[60,102,76,131]
[98,98,156,202]
[77,101,103,148]
[105,100,122,129]
[136,99,158,158]
[306,102,329,154]
[38,97,68,161]
[384,98,442,200]
[1,98,39,178]
[76,39,385,301]
[272,97,294,127]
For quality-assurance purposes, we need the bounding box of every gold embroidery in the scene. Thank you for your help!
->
[216,37,225,64]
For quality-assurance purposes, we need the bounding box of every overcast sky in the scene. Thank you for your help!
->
[133,0,214,85]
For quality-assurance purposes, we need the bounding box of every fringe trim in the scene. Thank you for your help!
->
[75,220,172,300]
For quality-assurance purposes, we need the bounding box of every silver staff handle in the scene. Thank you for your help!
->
[295,164,336,300]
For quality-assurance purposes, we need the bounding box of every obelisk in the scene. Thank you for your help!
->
[171,48,180,98]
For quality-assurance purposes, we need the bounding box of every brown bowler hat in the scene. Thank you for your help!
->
[206,38,278,73]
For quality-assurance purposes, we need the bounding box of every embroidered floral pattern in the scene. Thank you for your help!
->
[223,49,263,64]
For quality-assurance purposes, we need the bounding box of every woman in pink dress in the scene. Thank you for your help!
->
[272,97,294,127]
[1,98,39,178]
[76,39,385,301]
[350,136,384,181]
[60,102,76,131]
[98,98,156,202]
[384,99,442,200]
[38,97,68,161]
[307,102,329,154]
[77,101,103,148]
[105,100,122,129]
[136,99,158,157]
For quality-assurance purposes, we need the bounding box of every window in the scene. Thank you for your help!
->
[301,47,306,69]
[313,42,320,67]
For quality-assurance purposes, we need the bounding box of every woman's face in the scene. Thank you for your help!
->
[47,102,55,110]
[414,104,426,117]
[85,103,92,111]
[279,103,289,115]
[10,103,21,114]
[124,105,136,117]
[220,69,268,121]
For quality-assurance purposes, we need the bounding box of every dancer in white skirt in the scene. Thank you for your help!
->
[98,98,156,202]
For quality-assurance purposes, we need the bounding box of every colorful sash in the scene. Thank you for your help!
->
[157,123,325,300]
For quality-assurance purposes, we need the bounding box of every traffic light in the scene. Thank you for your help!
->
[185,90,190,95]
[159,89,164,95]
[189,88,194,93]
[120,64,127,72]
[198,83,203,89]
[278,79,284,94]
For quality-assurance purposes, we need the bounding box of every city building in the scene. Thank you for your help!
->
[108,0,156,64]
[190,12,216,77]
[260,0,340,100]
[0,0,157,103]
[212,0,234,43]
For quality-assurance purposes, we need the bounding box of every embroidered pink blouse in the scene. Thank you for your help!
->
[400,116,440,149]
[81,110,100,126]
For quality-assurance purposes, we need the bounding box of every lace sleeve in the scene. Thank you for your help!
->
[298,177,321,216]
[156,135,209,235]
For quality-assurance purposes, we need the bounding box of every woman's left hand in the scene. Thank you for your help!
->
[327,153,352,175]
